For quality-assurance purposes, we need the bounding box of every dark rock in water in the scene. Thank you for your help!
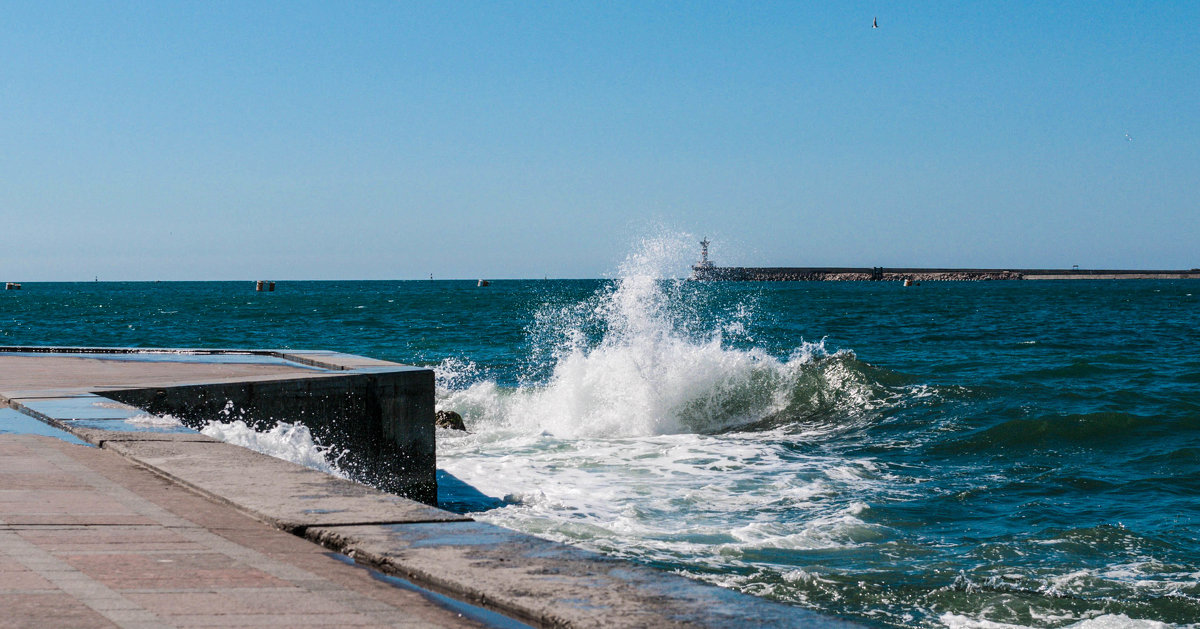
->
[435,410,466,431]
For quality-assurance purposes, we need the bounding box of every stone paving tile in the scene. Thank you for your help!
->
[166,615,399,628]
[0,490,150,517]
[0,471,86,490]
[0,593,118,628]
[0,529,165,628]
[46,457,266,533]
[123,589,358,616]
[63,552,292,590]
[1,514,157,526]
[0,567,57,590]
[0,448,61,472]
[0,553,26,570]
[15,526,208,553]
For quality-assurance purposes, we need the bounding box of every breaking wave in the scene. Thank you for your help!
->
[437,235,911,438]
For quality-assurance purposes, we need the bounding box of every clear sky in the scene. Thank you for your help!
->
[2,1,1196,280]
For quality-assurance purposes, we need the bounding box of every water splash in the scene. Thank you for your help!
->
[124,413,184,428]
[200,419,346,478]
[438,233,891,438]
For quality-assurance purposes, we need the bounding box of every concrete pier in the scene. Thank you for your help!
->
[1,347,859,628]
[690,265,1200,282]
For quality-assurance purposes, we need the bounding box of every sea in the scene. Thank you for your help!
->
[3,241,1198,629]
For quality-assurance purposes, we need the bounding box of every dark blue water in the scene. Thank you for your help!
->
[3,278,1198,628]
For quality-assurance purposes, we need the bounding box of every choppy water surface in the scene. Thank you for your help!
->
[4,244,1198,628]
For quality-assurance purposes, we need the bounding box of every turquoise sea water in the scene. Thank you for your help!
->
[3,270,1198,628]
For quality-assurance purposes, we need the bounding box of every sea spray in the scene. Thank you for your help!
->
[200,419,347,478]
[123,413,185,428]
[439,234,893,438]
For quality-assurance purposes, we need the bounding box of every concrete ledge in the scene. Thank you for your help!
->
[308,521,857,628]
[103,440,468,531]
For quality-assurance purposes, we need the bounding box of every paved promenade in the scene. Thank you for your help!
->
[0,432,490,628]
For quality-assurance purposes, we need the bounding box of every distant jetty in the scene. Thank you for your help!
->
[689,240,1200,282]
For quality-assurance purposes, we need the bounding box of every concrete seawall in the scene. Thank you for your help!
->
[0,346,861,628]
[106,366,436,503]
[1,346,437,504]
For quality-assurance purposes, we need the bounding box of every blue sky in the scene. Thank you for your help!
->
[2,1,1196,280]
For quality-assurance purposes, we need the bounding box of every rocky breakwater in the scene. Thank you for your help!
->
[885,270,1023,282]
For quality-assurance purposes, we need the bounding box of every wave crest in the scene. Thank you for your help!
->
[437,235,909,438]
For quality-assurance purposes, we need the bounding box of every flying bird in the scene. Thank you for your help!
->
[1125,133,1133,142]
[873,17,878,28]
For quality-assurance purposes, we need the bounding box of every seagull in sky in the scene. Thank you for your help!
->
[1125,133,1133,142]
[873,17,878,28]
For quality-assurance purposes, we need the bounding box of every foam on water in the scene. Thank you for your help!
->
[939,614,1176,629]
[439,428,891,558]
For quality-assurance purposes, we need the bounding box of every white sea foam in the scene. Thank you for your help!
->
[939,613,1179,629]
[123,413,183,427]
[200,419,346,478]
[438,427,892,562]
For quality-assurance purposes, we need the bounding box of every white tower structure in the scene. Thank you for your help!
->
[697,238,712,268]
